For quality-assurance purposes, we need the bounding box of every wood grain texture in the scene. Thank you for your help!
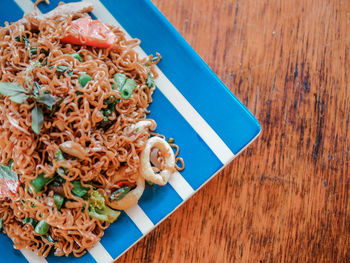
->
[116,0,350,262]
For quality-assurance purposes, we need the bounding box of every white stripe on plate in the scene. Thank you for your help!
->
[84,0,235,165]
[20,248,48,263]
[125,205,154,235]
[88,242,114,263]
[168,172,194,200]
[13,0,40,14]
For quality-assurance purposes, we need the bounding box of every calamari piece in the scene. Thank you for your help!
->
[140,137,175,185]
[133,119,156,133]
[59,141,87,160]
[107,176,145,210]
[36,2,93,21]
[18,2,94,28]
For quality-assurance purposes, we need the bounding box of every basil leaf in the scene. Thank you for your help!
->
[0,218,3,231]
[0,82,27,96]
[33,82,41,97]
[31,105,44,134]
[49,97,64,117]
[110,186,131,201]
[10,93,28,103]
[0,164,18,182]
[71,181,89,197]
[23,217,38,229]
[146,72,154,87]
[114,73,127,90]
[36,94,56,110]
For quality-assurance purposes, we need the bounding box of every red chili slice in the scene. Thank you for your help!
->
[61,17,116,48]
[115,180,135,189]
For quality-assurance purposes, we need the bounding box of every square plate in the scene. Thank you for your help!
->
[0,0,261,262]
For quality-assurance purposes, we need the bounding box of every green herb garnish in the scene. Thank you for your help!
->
[23,217,38,229]
[55,149,65,161]
[15,35,30,49]
[146,72,154,87]
[31,105,44,135]
[114,73,127,90]
[78,74,92,87]
[0,81,58,134]
[113,73,136,99]
[30,172,53,193]
[110,186,131,201]
[72,53,82,62]
[0,163,19,187]
[43,234,55,244]
[34,220,50,235]
[120,79,136,100]
[71,181,89,197]
[53,193,64,210]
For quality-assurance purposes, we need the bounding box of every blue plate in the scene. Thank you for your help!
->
[0,0,261,262]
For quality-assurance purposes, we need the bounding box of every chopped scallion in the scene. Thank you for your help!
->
[78,74,92,88]
[34,220,50,235]
[71,181,89,197]
[53,193,64,210]
[23,217,38,229]
[146,72,154,87]
[31,173,53,193]
[120,79,136,99]
[72,53,82,62]
[110,186,131,201]
[113,73,127,90]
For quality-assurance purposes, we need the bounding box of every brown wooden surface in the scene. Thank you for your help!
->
[116,0,350,262]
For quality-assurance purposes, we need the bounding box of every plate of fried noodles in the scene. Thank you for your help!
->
[0,0,261,262]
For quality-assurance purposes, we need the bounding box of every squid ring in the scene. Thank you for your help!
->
[140,137,175,185]
[107,176,145,210]
[134,120,156,132]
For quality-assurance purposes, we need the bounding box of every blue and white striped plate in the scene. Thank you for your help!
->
[0,0,261,262]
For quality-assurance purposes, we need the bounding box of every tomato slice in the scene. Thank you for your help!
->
[0,179,20,198]
[61,17,116,48]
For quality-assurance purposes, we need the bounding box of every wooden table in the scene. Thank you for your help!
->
[117,0,350,262]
